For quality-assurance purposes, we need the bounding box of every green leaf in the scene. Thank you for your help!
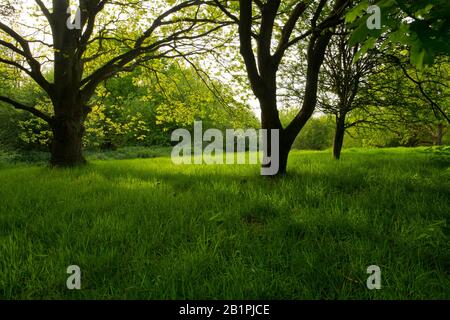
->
[410,46,426,69]
[345,1,369,24]
[348,20,369,46]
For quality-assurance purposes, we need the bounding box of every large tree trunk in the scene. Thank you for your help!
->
[333,115,346,160]
[50,102,87,167]
[49,1,87,167]
[261,134,291,176]
[259,93,286,176]
[277,142,291,175]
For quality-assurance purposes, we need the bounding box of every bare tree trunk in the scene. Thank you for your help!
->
[260,94,286,175]
[277,141,291,175]
[333,115,346,160]
[50,99,87,167]
[261,138,290,176]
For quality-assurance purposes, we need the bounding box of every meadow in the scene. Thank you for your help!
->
[0,147,449,299]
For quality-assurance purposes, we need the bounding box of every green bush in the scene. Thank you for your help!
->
[279,110,334,150]
[293,116,335,150]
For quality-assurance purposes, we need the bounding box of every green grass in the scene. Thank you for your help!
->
[0,147,449,299]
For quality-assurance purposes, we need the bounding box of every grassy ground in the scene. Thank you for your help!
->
[0,147,449,299]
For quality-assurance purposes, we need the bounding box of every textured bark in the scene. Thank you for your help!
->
[333,115,346,160]
[50,113,86,167]
[277,140,291,176]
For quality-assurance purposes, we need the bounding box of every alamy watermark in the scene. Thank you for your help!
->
[65,3,382,31]
[366,265,381,290]
[66,6,81,30]
[63,263,380,291]
[366,5,381,30]
[171,121,280,176]
[66,265,81,290]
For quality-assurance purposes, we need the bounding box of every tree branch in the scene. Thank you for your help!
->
[0,96,52,123]
[238,0,262,95]
[386,54,450,124]
[35,0,53,27]
[273,1,307,66]
[0,22,53,95]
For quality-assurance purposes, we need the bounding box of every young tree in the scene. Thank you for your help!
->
[384,54,450,125]
[215,0,351,175]
[0,0,225,166]
[319,29,376,159]
[348,57,450,147]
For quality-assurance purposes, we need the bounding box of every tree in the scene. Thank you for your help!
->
[4,58,259,151]
[319,28,377,159]
[383,53,450,125]
[343,0,450,149]
[215,0,351,175]
[0,0,225,166]
[348,57,450,147]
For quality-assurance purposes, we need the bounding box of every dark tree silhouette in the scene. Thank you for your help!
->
[215,0,351,174]
[319,29,376,159]
[0,0,225,166]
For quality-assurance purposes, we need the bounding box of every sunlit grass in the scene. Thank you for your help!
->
[0,148,449,299]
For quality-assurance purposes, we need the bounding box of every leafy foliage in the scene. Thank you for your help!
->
[347,0,450,68]
[280,110,334,150]
[1,61,259,151]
